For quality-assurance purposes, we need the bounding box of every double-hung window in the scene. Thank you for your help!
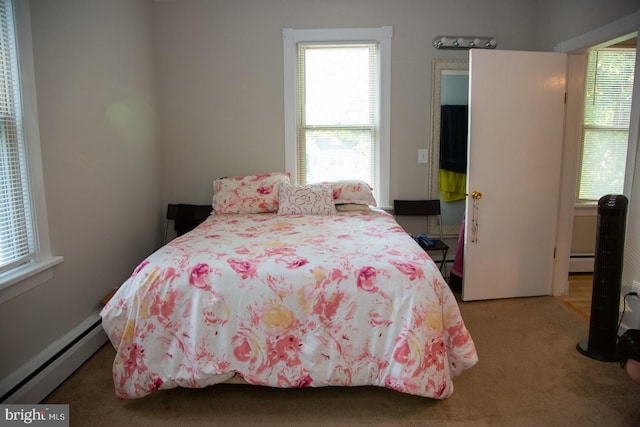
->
[0,0,32,275]
[283,27,392,207]
[0,0,60,302]
[577,47,636,202]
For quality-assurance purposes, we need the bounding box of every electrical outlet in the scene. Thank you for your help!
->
[633,281,640,296]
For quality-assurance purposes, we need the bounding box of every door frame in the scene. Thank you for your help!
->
[552,11,640,296]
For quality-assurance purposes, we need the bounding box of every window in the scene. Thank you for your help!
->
[297,43,377,186]
[0,0,33,274]
[577,47,636,201]
[0,0,61,303]
[283,27,392,207]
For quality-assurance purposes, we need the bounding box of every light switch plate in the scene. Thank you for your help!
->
[418,149,428,164]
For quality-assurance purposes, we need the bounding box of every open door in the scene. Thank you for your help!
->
[462,49,567,301]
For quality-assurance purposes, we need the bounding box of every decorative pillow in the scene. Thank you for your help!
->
[330,180,377,206]
[212,172,290,214]
[278,183,337,215]
[335,203,371,212]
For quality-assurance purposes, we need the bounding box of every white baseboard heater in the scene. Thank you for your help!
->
[569,253,595,273]
[0,310,108,404]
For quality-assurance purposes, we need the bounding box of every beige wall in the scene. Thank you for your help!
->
[571,215,597,254]
[152,0,636,252]
[152,0,537,208]
[0,0,160,380]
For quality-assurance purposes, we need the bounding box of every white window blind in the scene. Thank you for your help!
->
[578,48,635,201]
[0,0,35,274]
[296,43,378,188]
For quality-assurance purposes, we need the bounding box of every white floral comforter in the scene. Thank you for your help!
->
[101,209,477,399]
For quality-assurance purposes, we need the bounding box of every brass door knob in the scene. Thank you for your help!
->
[471,190,482,200]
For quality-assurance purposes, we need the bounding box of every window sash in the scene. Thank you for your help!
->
[296,42,379,189]
[0,0,35,274]
[297,126,376,185]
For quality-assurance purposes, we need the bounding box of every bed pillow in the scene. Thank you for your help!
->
[212,172,290,214]
[278,183,337,215]
[330,180,377,206]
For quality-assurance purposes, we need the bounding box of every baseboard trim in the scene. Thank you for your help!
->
[0,310,107,403]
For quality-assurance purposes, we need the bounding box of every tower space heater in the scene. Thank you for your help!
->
[577,194,628,362]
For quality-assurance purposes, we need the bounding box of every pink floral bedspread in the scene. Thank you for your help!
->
[100,209,477,399]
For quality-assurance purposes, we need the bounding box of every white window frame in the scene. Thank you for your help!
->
[0,0,62,305]
[283,26,392,207]
[576,46,636,203]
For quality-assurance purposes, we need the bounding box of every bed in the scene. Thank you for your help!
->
[100,173,477,399]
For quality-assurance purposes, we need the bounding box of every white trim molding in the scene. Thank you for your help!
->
[554,10,640,53]
[0,256,63,305]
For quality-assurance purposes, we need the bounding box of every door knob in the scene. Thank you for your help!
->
[471,190,482,200]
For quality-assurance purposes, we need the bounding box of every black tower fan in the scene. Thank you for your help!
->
[577,194,628,362]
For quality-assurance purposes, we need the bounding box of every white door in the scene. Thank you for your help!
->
[462,49,567,301]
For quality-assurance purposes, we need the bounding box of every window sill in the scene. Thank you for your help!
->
[0,256,64,305]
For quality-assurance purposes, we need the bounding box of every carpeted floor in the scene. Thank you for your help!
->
[44,296,640,426]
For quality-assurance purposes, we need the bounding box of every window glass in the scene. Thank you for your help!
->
[297,43,377,188]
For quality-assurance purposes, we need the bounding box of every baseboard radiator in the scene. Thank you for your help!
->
[0,310,108,403]
[569,253,595,273]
